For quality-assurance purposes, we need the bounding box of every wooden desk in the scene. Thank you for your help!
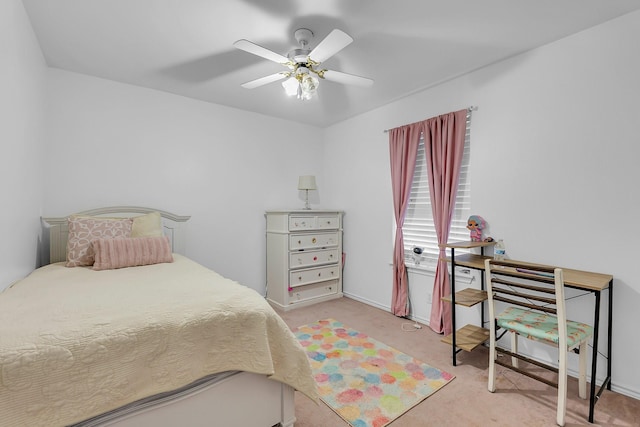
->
[442,242,612,423]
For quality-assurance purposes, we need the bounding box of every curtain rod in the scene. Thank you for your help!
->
[383,105,477,133]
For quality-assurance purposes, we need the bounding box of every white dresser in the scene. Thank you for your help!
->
[266,210,343,311]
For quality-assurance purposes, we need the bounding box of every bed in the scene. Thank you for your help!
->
[0,207,317,427]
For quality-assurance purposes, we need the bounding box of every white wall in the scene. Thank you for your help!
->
[43,69,324,293]
[0,0,47,290]
[324,10,640,398]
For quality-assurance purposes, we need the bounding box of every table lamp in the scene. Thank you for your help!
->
[298,175,317,210]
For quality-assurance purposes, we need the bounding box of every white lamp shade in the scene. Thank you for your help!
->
[298,175,317,190]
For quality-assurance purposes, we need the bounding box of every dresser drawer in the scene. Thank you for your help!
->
[290,232,339,250]
[289,265,340,288]
[289,214,340,231]
[288,280,339,304]
[290,248,340,269]
[289,216,315,230]
[315,215,340,230]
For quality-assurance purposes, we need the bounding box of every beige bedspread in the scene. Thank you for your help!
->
[0,254,317,426]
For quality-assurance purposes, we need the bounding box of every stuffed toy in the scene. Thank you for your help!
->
[467,215,486,241]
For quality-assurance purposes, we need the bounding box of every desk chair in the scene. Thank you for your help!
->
[484,259,594,426]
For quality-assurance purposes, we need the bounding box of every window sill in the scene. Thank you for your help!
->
[406,260,437,274]
[391,259,476,285]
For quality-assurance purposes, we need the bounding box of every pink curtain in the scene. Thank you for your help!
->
[388,124,421,316]
[423,110,467,335]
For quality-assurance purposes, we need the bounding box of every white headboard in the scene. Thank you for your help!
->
[41,206,191,264]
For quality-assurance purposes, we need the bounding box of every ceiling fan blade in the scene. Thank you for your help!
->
[321,70,373,87]
[309,29,353,64]
[233,39,290,64]
[241,72,288,89]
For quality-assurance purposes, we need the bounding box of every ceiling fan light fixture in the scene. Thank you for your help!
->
[282,67,319,100]
[299,73,319,99]
[282,77,299,96]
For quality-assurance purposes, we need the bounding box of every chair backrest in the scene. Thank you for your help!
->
[484,259,567,349]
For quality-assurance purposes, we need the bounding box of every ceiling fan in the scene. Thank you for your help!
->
[233,28,373,100]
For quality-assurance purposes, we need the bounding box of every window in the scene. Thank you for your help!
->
[402,113,471,267]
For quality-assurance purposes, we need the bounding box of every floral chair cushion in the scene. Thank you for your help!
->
[496,306,593,348]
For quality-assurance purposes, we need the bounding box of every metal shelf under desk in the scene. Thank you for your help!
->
[441,241,495,366]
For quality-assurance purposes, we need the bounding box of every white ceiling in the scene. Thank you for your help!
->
[22,0,640,128]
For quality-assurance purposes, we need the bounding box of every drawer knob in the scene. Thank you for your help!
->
[318,272,321,277]
[312,238,317,243]
[313,256,318,261]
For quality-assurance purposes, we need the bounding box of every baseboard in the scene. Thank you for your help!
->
[342,292,388,312]
[610,382,640,400]
[342,292,431,326]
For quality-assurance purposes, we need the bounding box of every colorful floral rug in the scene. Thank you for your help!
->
[292,318,454,427]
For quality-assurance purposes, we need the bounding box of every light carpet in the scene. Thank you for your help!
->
[292,318,454,427]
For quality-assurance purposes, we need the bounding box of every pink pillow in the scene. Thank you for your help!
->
[92,236,174,271]
[66,217,134,267]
